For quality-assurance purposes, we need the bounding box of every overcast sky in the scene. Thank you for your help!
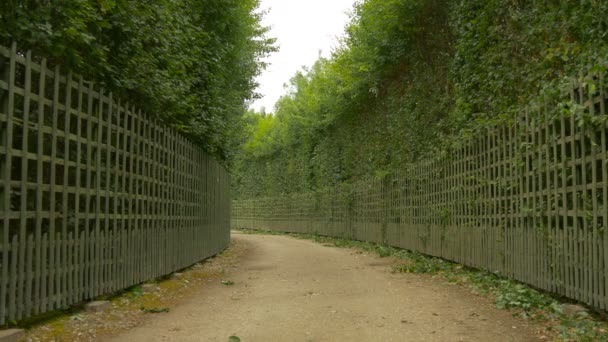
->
[250,0,357,113]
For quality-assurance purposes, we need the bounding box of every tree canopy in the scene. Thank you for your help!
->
[0,0,276,160]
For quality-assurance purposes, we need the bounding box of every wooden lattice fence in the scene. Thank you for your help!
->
[0,43,231,324]
[233,71,608,311]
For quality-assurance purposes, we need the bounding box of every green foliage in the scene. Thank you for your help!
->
[394,255,452,275]
[128,286,144,300]
[140,306,170,314]
[557,318,608,342]
[243,112,279,157]
[493,282,553,312]
[233,0,452,198]
[0,0,276,160]
[232,0,608,199]
[450,0,608,129]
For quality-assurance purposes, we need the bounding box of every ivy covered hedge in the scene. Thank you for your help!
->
[0,0,275,160]
[232,0,608,199]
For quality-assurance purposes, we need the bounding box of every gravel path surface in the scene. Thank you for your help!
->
[103,233,540,342]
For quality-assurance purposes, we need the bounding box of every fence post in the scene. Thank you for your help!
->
[0,42,16,325]
[381,175,390,245]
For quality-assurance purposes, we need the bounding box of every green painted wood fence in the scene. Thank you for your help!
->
[233,71,608,311]
[0,43,231,324]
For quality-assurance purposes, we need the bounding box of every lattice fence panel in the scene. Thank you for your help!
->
[0,43,231,324]
[233,69,608,311]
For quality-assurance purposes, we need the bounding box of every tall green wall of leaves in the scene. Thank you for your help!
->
[232,0,608,199]
[0,0,275,161]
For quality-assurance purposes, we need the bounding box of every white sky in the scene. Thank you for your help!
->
[250,0,357,113]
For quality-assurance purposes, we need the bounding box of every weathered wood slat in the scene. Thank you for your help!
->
[25,234,33,318]
[59,71,72,310]
[84,82,94,300]
[8,235,18,320]
[114,100,122,292]
[41,233,48,312]
[16,51,32,321]
[0,43,16,325]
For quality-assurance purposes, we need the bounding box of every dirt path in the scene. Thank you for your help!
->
[104,233,540,342]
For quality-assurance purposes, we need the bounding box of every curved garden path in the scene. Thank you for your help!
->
[104,232,540,341]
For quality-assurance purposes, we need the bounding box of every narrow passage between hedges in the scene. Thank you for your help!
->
[103,232,543,342]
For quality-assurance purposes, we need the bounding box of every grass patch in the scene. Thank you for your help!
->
[0,307,75,330]
[140,307,170,314]
[235,228,608,341]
